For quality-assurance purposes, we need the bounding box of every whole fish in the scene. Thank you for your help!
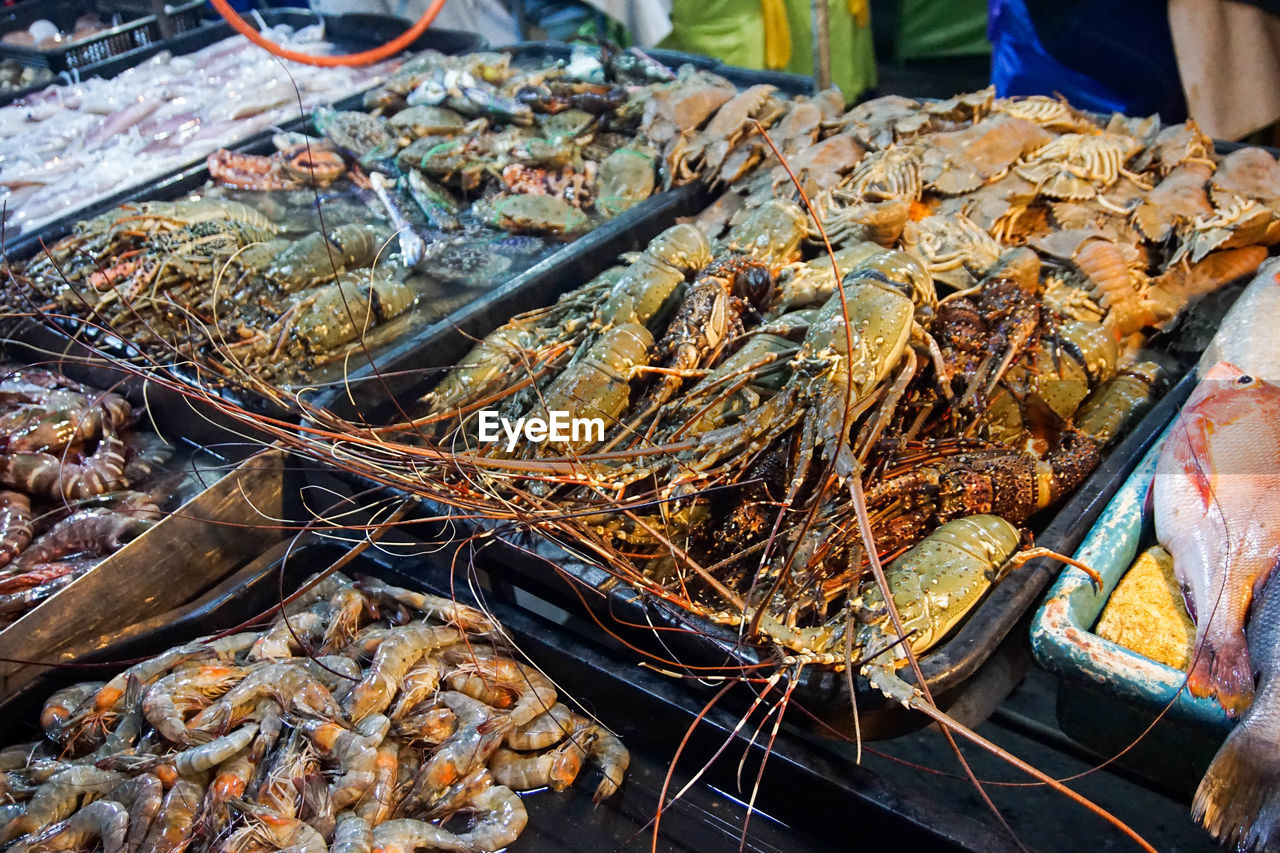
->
[1200,256,1280,383]
[1153,360,1280,716]
[1193,567,1280,850]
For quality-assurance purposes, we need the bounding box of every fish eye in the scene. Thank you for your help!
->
[1237,375,1254,385]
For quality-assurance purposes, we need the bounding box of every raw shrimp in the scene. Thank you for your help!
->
[398,693,503,816]
[167,724,258,777]
[585,725,630,801]
[323,586,369,654]
[369,818,472,853]
[299,715,389,810]
[141,664,245,745]
[354,578,496,634]
[60,645,215,742]
[188,663,342,733]
[443,649,557,727]
[388,656,444,721]
[139,778,204,853]
[253,730,314,818]
[332,811,373,853]
[453,782,528,852]
[8,799,128,853]
[197,750,253,835]
[2,766,122,842]
[489,731,592,792]
[503,703,580,751]
[105,773,162,853]
[354,741,399,826]
[249,610,325,660]
[394,705,457,745]
[39,683,103,735]
[345,624,462,722]
[223,810,326,853]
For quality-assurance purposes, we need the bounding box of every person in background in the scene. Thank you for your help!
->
[989,0,1186,121]
[659,0,876,101]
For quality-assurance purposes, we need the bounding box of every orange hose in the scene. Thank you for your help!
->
[208,0,447,66]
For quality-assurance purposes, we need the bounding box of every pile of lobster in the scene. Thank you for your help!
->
[369,89,1280,679]
[0,365,172,625]
[0,573,628,853]
[13,200,416,386]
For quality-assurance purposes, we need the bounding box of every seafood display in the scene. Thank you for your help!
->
[11,48,814,389]
[1,15,109,49]
[355,89,1280,681]
[15,198,419,385]
[0,572,628,853]
[208,45,688,238]
[0,23,398,236]
[0,364,174,625]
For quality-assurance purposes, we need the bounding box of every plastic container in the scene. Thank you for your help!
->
[1030,371,1235,737]
[0,0,207,73]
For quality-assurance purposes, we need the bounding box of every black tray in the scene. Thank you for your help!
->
[300,229,1233,738]
[5,38,801,423]
[0,536,1012,852]
[0,0,207,74]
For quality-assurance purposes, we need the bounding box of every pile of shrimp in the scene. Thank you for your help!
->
[0,572,628,853]
[0,365,175,627]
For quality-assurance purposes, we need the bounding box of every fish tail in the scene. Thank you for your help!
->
[1194,722,1280,850]
[1187,632,1255,717]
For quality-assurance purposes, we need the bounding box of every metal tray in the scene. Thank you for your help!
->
[0,535,1013,852]
[0,326,287,693]
[1029,376,1235,737]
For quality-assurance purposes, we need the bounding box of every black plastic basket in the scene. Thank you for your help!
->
[300,237,1256,740]
[0,535,1014,852]
[0,0,207,73]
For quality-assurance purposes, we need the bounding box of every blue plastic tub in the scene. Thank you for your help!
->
[1030,399,1235,736]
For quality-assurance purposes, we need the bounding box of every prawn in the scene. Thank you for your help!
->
[141,664,245,745]
[332,811,373,853]
[7,799,128,853]
[488,731,592,792]
[299,714,389,810]
[443,649,557,727]
[345,624,462,722]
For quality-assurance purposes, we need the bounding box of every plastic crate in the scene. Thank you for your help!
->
[0,0,207,72]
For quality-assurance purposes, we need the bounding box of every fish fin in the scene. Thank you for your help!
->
[1193,723,1280,850]
[1187,631,1256,717]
